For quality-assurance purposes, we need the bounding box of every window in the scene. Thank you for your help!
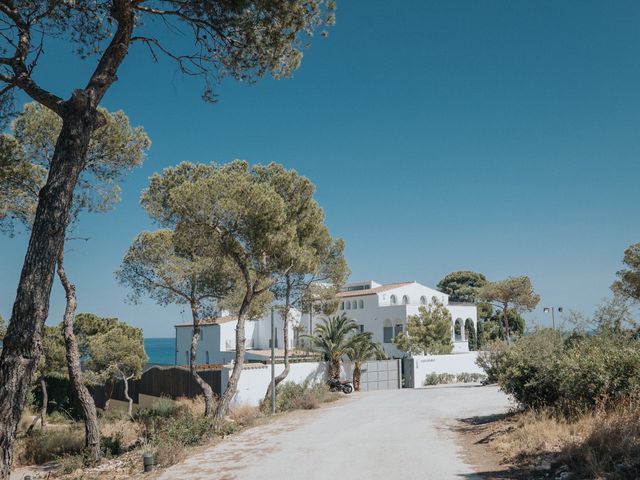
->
[359,324,365,333]
[394,324,403,338]
[340,301,344,310]
[346,301,351,310]
[383,326,393,343]
[359,300,364,309]
[352,300,357,310]
[185,351,189,365]
[390,295,397,305]
[205,351,210,364]
[402,295,409,305]
[420,296,427,305]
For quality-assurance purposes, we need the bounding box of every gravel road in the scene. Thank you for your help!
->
[159,384,511,480]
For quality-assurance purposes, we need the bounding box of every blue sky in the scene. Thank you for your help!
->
[1,0,639,337]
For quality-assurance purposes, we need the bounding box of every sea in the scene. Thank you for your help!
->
[144,338,175,366]
[0,337,176,366]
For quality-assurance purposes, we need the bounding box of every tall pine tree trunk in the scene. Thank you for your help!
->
[57,248,101,465]
[40,378,48,429]
[189,304,215,417]
[264,278,293,402]
[0,104,98,478]
[214,289,253,425]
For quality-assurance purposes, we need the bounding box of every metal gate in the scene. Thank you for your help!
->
[357,359,401,391]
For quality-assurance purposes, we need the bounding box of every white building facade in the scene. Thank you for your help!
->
[301,281,478,358]
[174,309,301,366]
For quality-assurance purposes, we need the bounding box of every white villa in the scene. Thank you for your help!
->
[301,280,478,358]
[174,309,301,366]
[174,280,477,366]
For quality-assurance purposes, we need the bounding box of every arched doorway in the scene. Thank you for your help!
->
[454,318,464,341]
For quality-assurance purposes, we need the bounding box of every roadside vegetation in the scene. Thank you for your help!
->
[423,372,486,386]
[475,273,640,479]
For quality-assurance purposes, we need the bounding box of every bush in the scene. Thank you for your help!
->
[424,373,455,385]
[478,329,640,416]
[270,382,340,413]
[229,405,262,428]
[18,427,85,464]
[476,340,510,384]
[57,453,85,474]
[423,372,486,386]
[137,396,181,420]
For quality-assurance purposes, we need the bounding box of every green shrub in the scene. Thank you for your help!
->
[424,373,455,385]
[476,340,510,384]
[271,381,339,413]
[57,453,84,474]
[422,372,485,385]
[478,329,640,416]
[136,396,181,420]
[456,372,487,383]
[101,431,124,456]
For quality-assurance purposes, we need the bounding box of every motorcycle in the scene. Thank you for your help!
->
[327,377,354,394]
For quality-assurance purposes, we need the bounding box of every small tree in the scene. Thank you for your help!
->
[305,314,359,378]
[117,228,236,417]
[395,301,453,355]
[257,163,349,401]
[0,3,335,475]
[478,276,540,343]
[27,326,66,432]
[612,242,640,303]
[347,332,385,391]
[0,103,149,463]
[86,324,147,418]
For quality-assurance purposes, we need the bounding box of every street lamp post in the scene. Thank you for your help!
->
[543,306,563,329]
[270,306,276,415]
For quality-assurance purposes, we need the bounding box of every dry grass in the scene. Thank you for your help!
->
[228,405,263,428]
[476,404,640,479]
[15,424,85,465]
[491,409,594,464]
[101,418,143,451]
[174,396,209,416]
[557,404,640,479]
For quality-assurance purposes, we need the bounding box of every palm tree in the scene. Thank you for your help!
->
[347,332,386,391]
[305,314,359,378]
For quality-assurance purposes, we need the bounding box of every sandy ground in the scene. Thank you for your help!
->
[158,384,512,480]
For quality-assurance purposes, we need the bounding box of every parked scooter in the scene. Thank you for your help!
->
[328,377,354,394]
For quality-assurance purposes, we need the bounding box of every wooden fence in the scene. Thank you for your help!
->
[92,366,223,408]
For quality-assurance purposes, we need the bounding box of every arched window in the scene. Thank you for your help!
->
[340,301,344,310]
[420,296,427,305]
[352,300,357,310]
[390,295,397,305]
[402,295,409,305]
[346,301,351,310]
[205,351,210,364]
[359,300,364,309]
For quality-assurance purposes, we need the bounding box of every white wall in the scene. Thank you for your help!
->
[410,352,483,388]
[224,362,327,407]
[175,309,303,366]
